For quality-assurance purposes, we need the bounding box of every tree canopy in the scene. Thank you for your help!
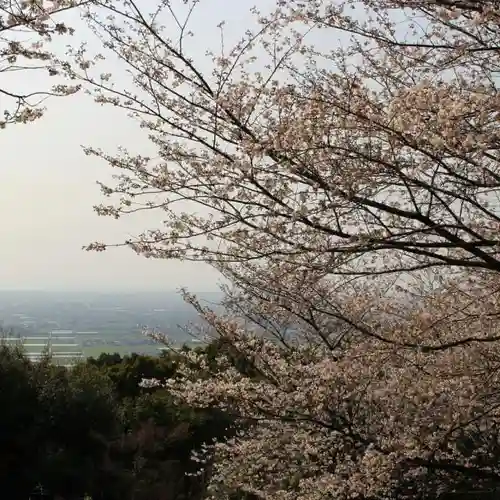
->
[0,0,81,128]
[0,344,233,500]
[68,1,500,499]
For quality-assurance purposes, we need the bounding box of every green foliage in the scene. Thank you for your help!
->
[0,346,41,499]
[0,346,120,499]
[0,341,238,499]
[86,347,234,500]
[87,351,179,399]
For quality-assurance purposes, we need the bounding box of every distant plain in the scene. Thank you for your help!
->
[0,290,222,359]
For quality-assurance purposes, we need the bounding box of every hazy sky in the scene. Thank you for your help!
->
[0,0,278,293]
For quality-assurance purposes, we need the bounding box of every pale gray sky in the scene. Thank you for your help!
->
[0,0,277,292]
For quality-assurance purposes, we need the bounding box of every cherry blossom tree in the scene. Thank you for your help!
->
[0,0,81,128]
[74,0,500,498]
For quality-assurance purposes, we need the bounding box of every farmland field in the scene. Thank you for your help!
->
[0,291,220,360]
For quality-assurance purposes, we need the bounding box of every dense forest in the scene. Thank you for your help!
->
[0,342,239,500]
